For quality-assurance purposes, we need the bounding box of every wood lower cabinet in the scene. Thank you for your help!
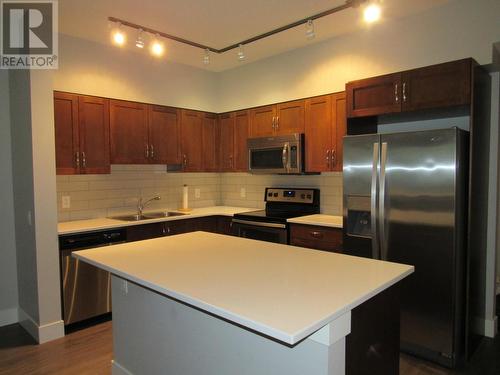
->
[215,216,234,236]
[305,92,346,173]
[202,113,219,172]
[181,110,204,171]
[148,105,181,164]
[110,100,149,164]
[289,224,343,253]
[54,92,110,175]
[346,58,473,118]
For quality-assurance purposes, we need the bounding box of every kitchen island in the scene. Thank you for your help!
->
[74,232,413,375]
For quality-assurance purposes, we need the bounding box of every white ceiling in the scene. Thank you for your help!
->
[59,0,451,72]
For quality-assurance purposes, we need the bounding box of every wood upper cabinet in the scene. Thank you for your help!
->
[148,105,181,165]
[346,59,473,118]
[401,59,471,112]
[249,101,305,137]
[276,99,305,135]
[202,113,218,172]
[110,100,149,164]
[305,92,346,173]
[180,110,203,171]
[249,105,276,137]
[54,92,79,174]
[233,110,249,171]
[219,113,234,171]
[346,73,402,118]
[54,92,110,175]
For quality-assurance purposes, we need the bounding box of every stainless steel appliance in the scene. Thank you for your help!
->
[59,229,126,325]
[248,133,304,174]
[342,128,467,368]
[232,187,320,244]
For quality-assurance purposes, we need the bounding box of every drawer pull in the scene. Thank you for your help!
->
[310,231,324,239]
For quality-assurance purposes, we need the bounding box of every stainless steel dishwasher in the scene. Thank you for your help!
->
[59,229,126,325]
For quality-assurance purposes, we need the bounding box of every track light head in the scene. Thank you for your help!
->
[305,19,315,40]
[237,44,245,61]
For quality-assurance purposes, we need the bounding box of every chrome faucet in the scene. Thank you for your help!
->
[137,195,161,216]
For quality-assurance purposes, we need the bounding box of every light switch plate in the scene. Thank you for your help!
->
[62,195,71,209]
[195,188,201,199]
[240,188,246,198]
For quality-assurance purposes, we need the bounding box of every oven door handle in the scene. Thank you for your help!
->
[232,219,287,229]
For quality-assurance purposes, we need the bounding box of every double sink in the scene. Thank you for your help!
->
[111,211,187,222]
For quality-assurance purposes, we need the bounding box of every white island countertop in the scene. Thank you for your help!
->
[287,214,343,228]
[58,206,256,235]
[74,232,413,345]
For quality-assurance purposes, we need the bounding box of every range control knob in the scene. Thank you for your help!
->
[301,194,306,199]
[307,194,312,199]
[274,193,279,197]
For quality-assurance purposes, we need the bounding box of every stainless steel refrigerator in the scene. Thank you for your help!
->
[342,128,468,368]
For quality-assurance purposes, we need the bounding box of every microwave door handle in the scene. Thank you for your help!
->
[282,143,289,172]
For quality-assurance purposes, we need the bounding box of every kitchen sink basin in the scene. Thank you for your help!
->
[111,212,186,221]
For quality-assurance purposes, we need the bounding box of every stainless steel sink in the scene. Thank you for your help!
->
[110,211,186,221]
[142,211,187,219]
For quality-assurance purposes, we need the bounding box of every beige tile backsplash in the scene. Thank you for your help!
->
[56,165,343,222]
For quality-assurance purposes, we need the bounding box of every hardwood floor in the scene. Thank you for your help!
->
[0,320,498,374]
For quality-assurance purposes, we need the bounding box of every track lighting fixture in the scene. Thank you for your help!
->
[237,44,245,61]
[135,28,145,49]
[363,2,381,23]
[305,19,315,40]
[151,34,164,57]
[112,22,125,46]
[203,48,210,65]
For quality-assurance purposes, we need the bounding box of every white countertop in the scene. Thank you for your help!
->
[74,232,413,345]
[287,214,343,228]
[58,206,256,235]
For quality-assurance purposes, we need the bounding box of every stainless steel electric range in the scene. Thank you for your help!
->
[232,187,320,244]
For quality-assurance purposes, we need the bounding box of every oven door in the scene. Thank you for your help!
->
[231,219,288,244]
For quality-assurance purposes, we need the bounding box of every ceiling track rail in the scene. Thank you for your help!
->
[108,0,366,54]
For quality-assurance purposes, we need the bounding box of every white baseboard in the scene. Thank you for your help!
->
[112,360,134,375]
[0,307,19,327]
[18,308,65,344]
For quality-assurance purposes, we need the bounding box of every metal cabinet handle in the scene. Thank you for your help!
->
[183,154,187,167]
[229,155,233,168]
[276,116,279,131]
[331,149,336,167]
[326,150,330,168]
[394,83,399,103]
[145,144,149,159]
[271,116,275,130]
[402,82,407,103]
[75,152,80,168]
[150,144,154,159]
[82,151,86,168]
[371,142,379,259]
[310,231,324,239]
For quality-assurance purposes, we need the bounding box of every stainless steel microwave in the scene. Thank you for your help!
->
[247,133,304,174]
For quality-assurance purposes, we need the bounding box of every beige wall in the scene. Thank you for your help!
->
[0,71,19,326]
[54,34,219,113]
[217,0,500,112]
[56,167,221,221]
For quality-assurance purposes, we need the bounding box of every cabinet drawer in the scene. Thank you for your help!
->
[289,224,343,253]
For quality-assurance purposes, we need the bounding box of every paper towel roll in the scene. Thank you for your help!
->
[182,185,188,210]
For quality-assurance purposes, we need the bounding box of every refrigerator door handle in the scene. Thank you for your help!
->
[379,142,388,260]
[371,142,380,259]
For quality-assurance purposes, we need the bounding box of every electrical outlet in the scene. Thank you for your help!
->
[121,279,128,295]
[62,195,71,209]
[240,187,246,198]
[195,188,201,199]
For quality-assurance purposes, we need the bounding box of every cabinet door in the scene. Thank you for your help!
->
[181,110,203,171]
[402,59,472,112]
[110,100,149,164]
[305,95,332,172]
[216,216,233,236]
[202,113,218,172]
[126,223,165,242]
[219,113,235,171]
[249,105,276,137]
[78,96,110,174]
[149,105,181,165]
[233,110,249,171]
[346,73,402,118]
[276,99,305,135]
[332,92,347,172]
[54,92,80,175]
